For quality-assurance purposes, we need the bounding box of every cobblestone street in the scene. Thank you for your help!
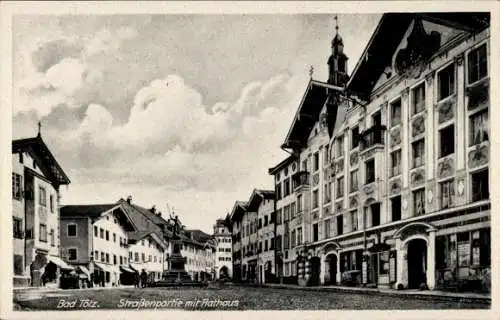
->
[14,286,490,311]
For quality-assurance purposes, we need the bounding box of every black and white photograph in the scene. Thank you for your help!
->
[1,1,496,318]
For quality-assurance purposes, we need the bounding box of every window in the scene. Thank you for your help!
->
[324,182,331,203]
[438,63,455,100]
[297,195,302,213]
[284,205,290,221]
[94,226,98,237]
[312,223,319,242]
[350,170,358,193]
[350,210,358,232]
[472,169,489,202]
[148,255,152,262]
[365,159,375,184]
[439,125,455,157]
[324,145,330,166]
[470,110,489,146]
[336,215,343,236]
[297,227,303,245]
[265,240,268,251]
[412,139,425,168]
[113,254,117,265]
[67,224,77,237]
[141,240,145,246]
[336,176,344,198]
[391,196,401,222]
[14,254,24,275]
[258,219,262,229]
[105,230,109,241]
[39,186,47,207]
[372,111,382,127]
[390,99,402,127]
[371,203,380,227]
[312,189,319,209]
[313,152,320,172]
[276,209,283,224]
[468,43,487,84]
[105,253,109,263]
[264,215,268,226]
[290,202,296,218]
[68,248,77,261]
[302,159,308,171]
[289,230,294,248]
[412,84,426,114]
[351,126,360,149]
[113,233,116,243]
[276,183,282,200]
[413,188,426,216]
[337,135,344,157]
[141,253,145,262]
[99,228,104,239]
[324,219,331,239]
[283,178,290,197]
[49,195,54,213]
[12,173,22,200]
[13,218,23,239]
[390,150,402,177]
[39,224,47,242]
[101,252,105,262]
[95,251,99,261]
[440,180,455,209]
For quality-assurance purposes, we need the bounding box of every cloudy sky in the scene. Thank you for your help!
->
[12,14,381,233]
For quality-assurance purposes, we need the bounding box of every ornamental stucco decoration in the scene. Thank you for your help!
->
[335,158,344,175]
[457,179,465,196]
[411,169,425,186]
[412,115,426,137]
[312,212,319,221]
[363,184,374,195]
[467,80,489,111]
[390,127,401,148]
[349,195,358,208]
[394,17,441,79]
[350,151,359,167]
[335,202,343,213]
[313,173,320,186]
[438,99,455,124]
[468,144,489,168]
[390,178,402,195]
[438,156,454,178]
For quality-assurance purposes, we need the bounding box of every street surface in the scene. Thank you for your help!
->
[13,286,489,310]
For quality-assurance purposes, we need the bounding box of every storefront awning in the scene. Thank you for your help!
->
[94,262,114,273]
[120,265,136,273]
[48,256,75,270]
[77,265,91,278]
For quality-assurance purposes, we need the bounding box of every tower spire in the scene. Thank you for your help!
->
[37,121,41,137]
[334,15,339,35]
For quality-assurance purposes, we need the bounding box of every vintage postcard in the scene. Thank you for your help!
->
[0,1,497,319]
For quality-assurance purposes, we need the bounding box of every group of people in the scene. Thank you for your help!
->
[134,269,149,288]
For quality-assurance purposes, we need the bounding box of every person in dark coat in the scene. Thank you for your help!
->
[134,272,140,288]
[140,269,148,288]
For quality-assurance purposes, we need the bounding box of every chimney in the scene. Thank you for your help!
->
[157,211,162,217]
[126,195,132,204]
[150,205,156,214]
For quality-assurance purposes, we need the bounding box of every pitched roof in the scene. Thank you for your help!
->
[127,230,152,241]
[247,189,275,212]
[12,135,70,187]
[282,79,343,151]
[230,201,248,222]
[118,199,168,238]
[60,204,120,218]
[185,229,213,243]
[347,12,490,99]
[268,155,297,175]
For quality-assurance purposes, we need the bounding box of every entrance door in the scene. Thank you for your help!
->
[370,254,378,285]
[326,254,337,285]
[309,257,321,286]
[407,239,427,289]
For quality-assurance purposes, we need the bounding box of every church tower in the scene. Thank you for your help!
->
[327,16,349,86]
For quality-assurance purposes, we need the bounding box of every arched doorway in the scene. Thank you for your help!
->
[407,238,427,289]
[219,266,229,279]
[309,257,321,286]
[325,254,337,285]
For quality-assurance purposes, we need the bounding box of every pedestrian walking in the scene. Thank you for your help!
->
[140,269,147,288]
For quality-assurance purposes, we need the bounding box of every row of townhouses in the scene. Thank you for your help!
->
[12,133,227,287]
[229,12,490,292]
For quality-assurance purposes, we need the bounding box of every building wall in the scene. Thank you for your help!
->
[257,198,275,283]
[60,217,89,264]
[214,226,233,279]
[129,235,165,281]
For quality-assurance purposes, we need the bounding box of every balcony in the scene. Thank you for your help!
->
[360,125,386,152]
[292,171,310,190]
